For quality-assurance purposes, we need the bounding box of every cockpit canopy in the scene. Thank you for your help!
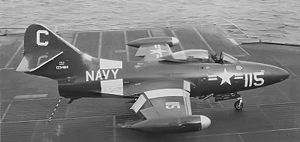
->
[221,52,239,64]
[161,49,238,64]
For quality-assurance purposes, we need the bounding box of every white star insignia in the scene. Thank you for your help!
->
[150,45,167,58]
[218,69,234,85]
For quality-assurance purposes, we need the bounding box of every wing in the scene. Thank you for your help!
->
[130,88,192,119]
[122,80,211,132]
[135,44,172,61]
[127,37,179,61]
[123,80,192,96]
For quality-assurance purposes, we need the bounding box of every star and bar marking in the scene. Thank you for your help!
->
[208,69,235,85]
[208,68,265,87]
[150,45,168,58]
[218,68,234,85]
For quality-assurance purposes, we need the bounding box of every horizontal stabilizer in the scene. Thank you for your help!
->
[16,50,63,72]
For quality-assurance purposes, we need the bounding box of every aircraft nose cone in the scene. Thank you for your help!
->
[279,68,289,81]
[264,64,290,85]
[273,66,290,81]
[200,115,211,129]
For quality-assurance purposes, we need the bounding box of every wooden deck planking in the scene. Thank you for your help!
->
[74,32,100,57]
[0,37,23,68]
[196,25,248,56]
[101,31,127,61]
[150,28,167,37]
[1,122,36,142]
[173,27,211,51]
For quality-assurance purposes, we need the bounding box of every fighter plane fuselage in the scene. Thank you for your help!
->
[17,23,289,101]
[17,24,290,132]
[58,59,289,100]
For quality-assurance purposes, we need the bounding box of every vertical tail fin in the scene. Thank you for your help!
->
[17,24,92,79]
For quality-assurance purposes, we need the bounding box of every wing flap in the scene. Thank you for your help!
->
[130,88,192,120]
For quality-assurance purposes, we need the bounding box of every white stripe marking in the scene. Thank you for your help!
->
[221,19,250,56]
[228,38,239,45]
[124,31,130,62]
[249,73,253,87]
[147,29,152,37]
[130,95,146,113]
[234,76,243,79]
[208,75,218,81]
[101,79,123,95]
[0,68,15,71]
[244,74,248,87]
[100,59,122,69]
[184,80,191,92]
[183,91,192,115]
[24,52,63,72]
[1,115,114,124]
[13,94,48,99]
[1,102,12,122]
[193,27,214,52]
[5,41,24,68]
[208,78,218,81]
[98,32,102,58]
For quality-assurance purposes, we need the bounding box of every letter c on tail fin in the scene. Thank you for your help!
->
[17,24,90,80]
[36,30,49,46]
[24,23,81,54]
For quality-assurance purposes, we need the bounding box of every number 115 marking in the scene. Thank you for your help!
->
[244,72,264,87]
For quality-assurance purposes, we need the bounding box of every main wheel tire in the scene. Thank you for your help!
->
[234,100,243,111]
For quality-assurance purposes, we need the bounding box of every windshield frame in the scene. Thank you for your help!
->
[221,52,239,64]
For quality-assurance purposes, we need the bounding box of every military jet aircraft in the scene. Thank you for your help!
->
[16,24,289,132]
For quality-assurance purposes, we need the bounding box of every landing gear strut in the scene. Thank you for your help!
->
[214,92,244,111]
[234,97,243,111]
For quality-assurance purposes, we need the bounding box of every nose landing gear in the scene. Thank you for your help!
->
[213,92,244,111]
[234,97,243,111]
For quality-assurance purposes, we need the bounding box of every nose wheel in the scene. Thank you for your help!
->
[234,97,243,111]
[208,92,244,111]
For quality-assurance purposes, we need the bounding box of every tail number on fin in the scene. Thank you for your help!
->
[56,61,69,70]
[36,30,49,46]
